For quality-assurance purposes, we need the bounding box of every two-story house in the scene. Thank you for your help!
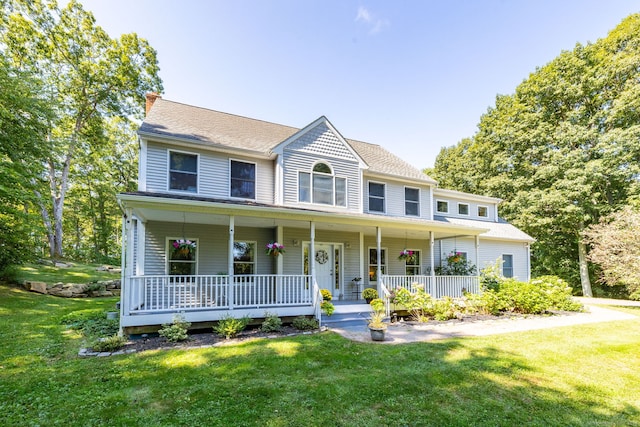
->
[117,94,533,331]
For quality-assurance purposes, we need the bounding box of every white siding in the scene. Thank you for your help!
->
[364,177,433,220]
[144,140,274,203]
[434,195,497,222]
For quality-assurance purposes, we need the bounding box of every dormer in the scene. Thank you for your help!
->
[271,117,367,212]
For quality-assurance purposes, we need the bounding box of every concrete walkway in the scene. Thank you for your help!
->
[329,297,639,344]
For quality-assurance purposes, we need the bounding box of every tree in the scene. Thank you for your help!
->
[0,0,162,259]
[582,207,640,300]
[0,53,52,273]
[429,14,640,295]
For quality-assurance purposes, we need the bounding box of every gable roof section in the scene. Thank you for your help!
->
[271,116,367,167]
[139,98,299,152]
[139,98,437,183]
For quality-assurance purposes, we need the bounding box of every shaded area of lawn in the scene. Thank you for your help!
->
[15,262,121,285]
[1,284,639,426]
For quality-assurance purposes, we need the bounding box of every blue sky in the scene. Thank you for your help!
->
[77,0,638,169]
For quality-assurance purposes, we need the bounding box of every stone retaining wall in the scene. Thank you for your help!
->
[23,279,121,298]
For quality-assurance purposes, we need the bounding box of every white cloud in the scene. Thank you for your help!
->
[355,6,389,34]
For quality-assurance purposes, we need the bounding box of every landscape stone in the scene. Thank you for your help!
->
[24,281,48,294]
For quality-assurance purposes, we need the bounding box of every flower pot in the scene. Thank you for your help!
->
[369,327,386,341]
[365,298,373,304]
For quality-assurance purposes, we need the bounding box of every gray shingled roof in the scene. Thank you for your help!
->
[140,98,436,183]
[434,216,535,242]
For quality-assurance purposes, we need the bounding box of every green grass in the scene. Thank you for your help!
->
[14,262,120,285]
[1,284,639,426]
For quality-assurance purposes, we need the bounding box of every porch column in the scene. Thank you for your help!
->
[359,231,364,299]
[228,216,235,309]
[136,219,146,276]
[429,231,435,279]
[475,235,480,275]
[276,225,284,275]
[120,208,134,330]
[310,222,316,282]
[376,226,382,296]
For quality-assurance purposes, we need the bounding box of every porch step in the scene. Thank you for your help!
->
[322,303,371,329]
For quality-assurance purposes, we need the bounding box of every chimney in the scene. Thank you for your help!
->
[145,92,161,115]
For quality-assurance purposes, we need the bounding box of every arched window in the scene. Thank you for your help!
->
[299,162,346,206]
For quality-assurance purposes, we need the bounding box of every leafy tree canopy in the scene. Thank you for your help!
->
[428,14,640,294]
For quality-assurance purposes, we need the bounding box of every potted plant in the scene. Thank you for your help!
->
[265,242,285,257]
[368,298,387,341]
[362,287,378,303]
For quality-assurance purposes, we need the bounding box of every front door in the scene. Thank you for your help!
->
[314,244,334,295]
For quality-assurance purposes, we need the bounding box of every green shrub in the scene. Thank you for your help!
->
[499,279,550,314]
[531,275,583,312]
[292,316,318,331]
[391,284,433,322]
[158,314,191,342]
[433,296,458,321]
[362,288,378,300]
[90,334,127,352]
[320,289,332,301]
[213,315,250,339]
[261,312,283,333]
[320,300,335,316]
[480,259,504,291]
[61,309,119,338]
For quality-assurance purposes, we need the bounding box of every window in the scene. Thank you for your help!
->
[230,160,256,199]
[458,203,469,215]
[368,248,387,282]
[502,254,513,278]
[405,249,421,276]
[298,162,346,206]
[233,241,255,275]
[168,238,197,275]
[436,200,448,213]
[478,206,488,217]
[368,182,385,213]
[405,187,420,216]
[169,151,198,192]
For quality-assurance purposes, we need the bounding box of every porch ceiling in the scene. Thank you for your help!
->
[119,193,487,240]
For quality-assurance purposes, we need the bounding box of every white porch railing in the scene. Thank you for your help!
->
[125,274,313,314]
[380,275,480,298]
[380,282,391,318]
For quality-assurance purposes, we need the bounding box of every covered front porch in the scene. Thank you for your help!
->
[118,193,485,329]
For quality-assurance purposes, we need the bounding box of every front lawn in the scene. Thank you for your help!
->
[1,284,639,426]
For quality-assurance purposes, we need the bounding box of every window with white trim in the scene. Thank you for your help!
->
[368,182,385,213]
[298,162,346,206]
[169,151,198,192]
[368,248,387,282]
[436,200,448,213]
[478,206,488,217]
[168,238,198,275]
[233,241,255,274]
[405,249,421,276]
[458,203,469,215]
[405,187,420,216]
[502,254,513,278]
[230,160,256,199]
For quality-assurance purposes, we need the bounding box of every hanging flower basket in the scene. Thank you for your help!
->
[265,242,285,256]
[172,239,196,259]
[398,249,416,263]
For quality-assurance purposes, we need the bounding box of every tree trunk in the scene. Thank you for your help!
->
[578,240,593,297]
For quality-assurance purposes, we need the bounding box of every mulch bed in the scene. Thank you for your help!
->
[122,325,313,353]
